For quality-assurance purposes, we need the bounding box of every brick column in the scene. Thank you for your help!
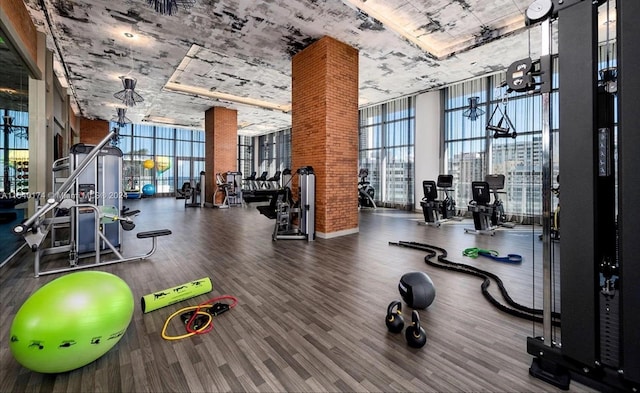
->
[204,107,237,205]
[292,36,359,238]
[79,118,109,145]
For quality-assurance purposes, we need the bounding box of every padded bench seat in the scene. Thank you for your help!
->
[137,229,172,239]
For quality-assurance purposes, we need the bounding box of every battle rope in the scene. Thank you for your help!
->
[389,241,560,326]
[161,295,238,340]
[463,247,523,264]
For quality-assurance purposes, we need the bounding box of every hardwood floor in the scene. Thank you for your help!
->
[0,198,592,392]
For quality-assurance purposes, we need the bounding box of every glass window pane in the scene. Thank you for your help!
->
[193,142,204,158]
[133,137,153,156]
[155,137,174,157]
[193,130,205,142]
[133,124,154,137]
[176,129,192,140]
[119,123,132,135]
[176,141,191,157]
[444,139,486,205]
[359,96,415,208]
[155,126,174,139]
[118,135,132,155]
[155,156,174,194]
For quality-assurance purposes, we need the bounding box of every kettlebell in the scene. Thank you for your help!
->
[385,301,404,333]
[405,310,427,348]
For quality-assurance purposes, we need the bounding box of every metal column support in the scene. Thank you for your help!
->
[539,18,553,346]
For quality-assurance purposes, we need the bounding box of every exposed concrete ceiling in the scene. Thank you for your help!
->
[19,0,550,136]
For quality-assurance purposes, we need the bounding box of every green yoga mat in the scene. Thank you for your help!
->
[141,277,212,313]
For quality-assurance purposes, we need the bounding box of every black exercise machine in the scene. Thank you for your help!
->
[242,169,290,204]
[523,1,639,391]
[176,182,192,199]
[266,171,281,189]
[254,171,268,189]
[184,171,205,208]
[358,168,376,209]
[419,180,439,225]
[485,174,513,228]
[257,166,315,241]
[213,171,242,208]
[242,171,257,191]
[465,174,514,235]
[419,175,459,227]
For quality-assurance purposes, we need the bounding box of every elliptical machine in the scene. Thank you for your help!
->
[358,168,377,209]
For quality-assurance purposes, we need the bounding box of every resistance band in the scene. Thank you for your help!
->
[390,241,560,326]
[463,247,523,264]
[161,295,238,341]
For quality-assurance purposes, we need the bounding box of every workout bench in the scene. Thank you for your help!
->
[33,227,172,277]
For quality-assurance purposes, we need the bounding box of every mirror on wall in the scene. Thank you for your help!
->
[0,27,30,266]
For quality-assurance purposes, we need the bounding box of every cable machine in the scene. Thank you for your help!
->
[257,166,315,241]
[13,130,171,277]
[523,0,639,391]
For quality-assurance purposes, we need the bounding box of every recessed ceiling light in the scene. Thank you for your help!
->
[124,32,134,38]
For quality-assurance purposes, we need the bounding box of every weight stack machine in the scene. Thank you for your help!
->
[525,1,640,391]
[273,166,315,241]
[70,144,123,255]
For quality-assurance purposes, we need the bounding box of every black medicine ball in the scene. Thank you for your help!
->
[399,272,436,309]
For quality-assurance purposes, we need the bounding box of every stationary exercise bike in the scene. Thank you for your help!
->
[436,175,457,220]
[465,174,514,235]
[419,175,459,226]
[358,168,377,209]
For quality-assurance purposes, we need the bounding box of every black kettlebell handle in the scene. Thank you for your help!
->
[386,301,402,321]
[385,300,405,334]
[411,310,421,337]
[405,310,427,348]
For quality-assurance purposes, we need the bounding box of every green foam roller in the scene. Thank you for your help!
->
[141,277,212,313]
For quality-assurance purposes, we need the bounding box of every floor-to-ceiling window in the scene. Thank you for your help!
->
[112,123,205,196]
[359,97,415,209]
[249,98,416,208]
[1,109,29,196]
[257,128,290,178]
[238,135,253,178]
[442,78,489,210]
[154,127,174,194]
[443,61,560,220]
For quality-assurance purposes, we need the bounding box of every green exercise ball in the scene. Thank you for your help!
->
[9,271,134,373]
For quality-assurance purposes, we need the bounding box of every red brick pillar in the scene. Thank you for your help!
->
[292,36,359,238]
[79,118,109,145]
[204,107,237,205]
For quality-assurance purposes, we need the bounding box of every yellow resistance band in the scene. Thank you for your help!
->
[161,305,212,340]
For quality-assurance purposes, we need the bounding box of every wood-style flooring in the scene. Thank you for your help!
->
[0,198,592,392]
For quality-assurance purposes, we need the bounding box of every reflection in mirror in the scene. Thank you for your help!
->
[0,27,30,266]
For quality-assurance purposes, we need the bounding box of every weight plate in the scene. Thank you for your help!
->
[526,0,553,24]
